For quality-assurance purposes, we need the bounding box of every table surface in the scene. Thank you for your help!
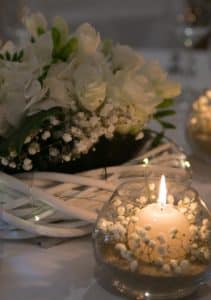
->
[1,49,211,300]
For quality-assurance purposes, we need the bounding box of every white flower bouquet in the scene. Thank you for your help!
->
[0,13,180,173]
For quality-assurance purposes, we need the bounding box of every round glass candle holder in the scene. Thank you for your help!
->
[93,177,211,300]
[187,89,211,162]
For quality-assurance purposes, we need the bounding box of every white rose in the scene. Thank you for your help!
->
[76,23,101,55]
[44,77,70,108]
[158,80,181,99]
[112,45,144,71]
[108,70,160,133]
[0,61,35,128]
[142,61,167,82]
[73,63,106,111]
[141,61,181,98]
[24,32,53,70]
[23,12,47,39]
[109,70,159,113]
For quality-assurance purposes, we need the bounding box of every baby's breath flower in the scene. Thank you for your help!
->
[1,158,9,166]
[23,158,33,171]
[42,131,51,140]
[28,142,40,155]
[62,133,72,143]
[62,154,71,162]
[9,162,16,169]
[49,147,59,157]
[24,136,32,144]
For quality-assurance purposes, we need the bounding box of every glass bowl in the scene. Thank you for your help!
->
[93,176,211,300]
[187,89,211,162]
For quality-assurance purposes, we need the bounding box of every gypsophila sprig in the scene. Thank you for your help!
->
[0,12,181,172]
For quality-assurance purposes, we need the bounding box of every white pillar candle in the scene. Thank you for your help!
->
[128,175,190,263]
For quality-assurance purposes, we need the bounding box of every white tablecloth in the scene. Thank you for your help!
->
[1,50,211,300]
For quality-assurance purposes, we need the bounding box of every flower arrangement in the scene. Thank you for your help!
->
[0,13,180,173]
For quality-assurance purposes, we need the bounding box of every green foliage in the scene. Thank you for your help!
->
[158,120,176,129]
[0,108,64,156]
[153,109,175,119]
[52,27,62,58]
[150,131,164,149]
[51,27,78,62]
[156,98,174,109]
[0,49,24,62]
[37,26,45,36]
[153,98,176,132]
[102,39,113,57]
[59,37,78,61]
[38,64,51,84]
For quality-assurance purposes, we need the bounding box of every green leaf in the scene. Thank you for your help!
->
[37,26,45,36]
[0,54,4,60]
[5,51,11,61]
[59,37,78,61]
[102,39,113,57]
[156,98,174,109]
[52,27,62,57]
[38,64,50,84]
[159,120,176,129]
[150,132,164,149]
[153,109,176,119]
[17,49,24,61]
[12,52,18,61]
[0,108,64,156]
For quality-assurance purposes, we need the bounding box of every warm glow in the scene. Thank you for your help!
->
[157,175,167,206]
[34,215,40,222]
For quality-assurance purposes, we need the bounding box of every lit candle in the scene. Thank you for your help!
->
[128,175,190,263]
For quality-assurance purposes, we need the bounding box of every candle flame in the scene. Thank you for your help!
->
[157,175,167,206]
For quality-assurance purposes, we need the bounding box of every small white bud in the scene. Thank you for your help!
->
[170,259,178,268]
[10,151,17,158]
[157,233,166,244]
[189,225,197,235]
[126,204,134,211]
[149,183,155,191]
[41,131,51,140]
[1,158,8,166]
[49,147,59,157]
[154,258,163,267]
[130,260,138,272]
[184,197,191,205]
[117,206,125,216]
[113,198,122,207]
[23,158,33,171]
[167,194,174,204]
[9,162,16,168]
[157,246,166,256]
[62,154,71,162]
[115,243,127,252]
[149,240,156,248]
[28,143,40,155]
[202,219,209,227]
[137,228,146,237]
[62,133,72,143]
[50,117,60,126]
[162,264,171,273]
[144,224,151,231]
[130,216,139,223]
[174,266,182,274]
[180,259,190,270]
[24,136,32,144]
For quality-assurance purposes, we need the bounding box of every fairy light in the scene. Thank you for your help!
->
[34,215,40,222]
[142,158,149,166]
